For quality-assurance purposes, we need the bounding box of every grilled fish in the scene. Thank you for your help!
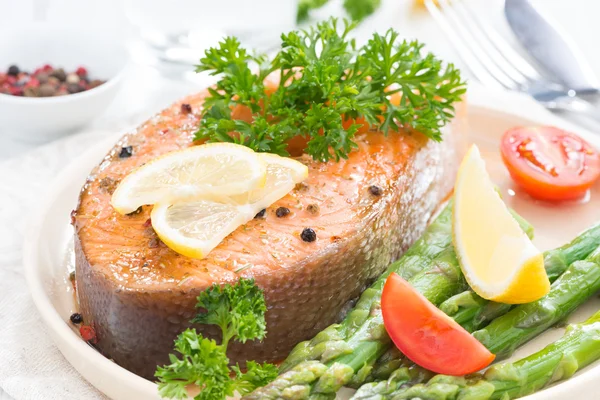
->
[74,91,466,379]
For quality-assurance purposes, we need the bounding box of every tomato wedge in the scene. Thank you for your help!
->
[500,126,600,201]
[381,273,495,375]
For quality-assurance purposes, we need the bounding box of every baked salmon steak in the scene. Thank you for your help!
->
[73,89,466,379]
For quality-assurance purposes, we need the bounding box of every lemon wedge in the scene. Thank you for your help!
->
[453,145,550,304]
[150,153,308,259]
[111,143,267,214]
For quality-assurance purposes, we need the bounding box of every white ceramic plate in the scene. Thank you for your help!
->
[23,85,600,400]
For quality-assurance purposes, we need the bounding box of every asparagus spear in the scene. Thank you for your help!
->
[376,308,600,400]
[279,202,455,373]
[475,244,600,358]
[245,247,466,400]
[440,223,600,332]
[280,205,531,373]
[365,222,600,386]
[245,207,534,399]
[353,243,600,399]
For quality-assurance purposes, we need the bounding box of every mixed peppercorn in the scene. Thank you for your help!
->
[0,64,105,97]
[70,313,83,324]
[369,185,382,196]
[275,207,291,218]
[70,311,98,344]
[301,227,317,242]
[254,209,266,219]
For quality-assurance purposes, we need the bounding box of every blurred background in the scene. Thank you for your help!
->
[0,0,598,159]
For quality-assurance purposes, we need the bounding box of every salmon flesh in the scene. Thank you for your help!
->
[74,91,466,379]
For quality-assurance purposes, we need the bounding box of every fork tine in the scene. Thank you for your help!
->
[424,0,504,89]
[454,0,542,82]
[449,0,532,86]
[435,0,520,90]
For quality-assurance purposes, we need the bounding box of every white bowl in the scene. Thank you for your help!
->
[0,25,128,143]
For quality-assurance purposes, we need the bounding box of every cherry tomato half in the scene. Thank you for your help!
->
[500,126,600,201]
[381,273,495,376]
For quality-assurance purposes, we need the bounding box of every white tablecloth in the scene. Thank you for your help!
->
[1,0,599,399]
[0,131,111,400]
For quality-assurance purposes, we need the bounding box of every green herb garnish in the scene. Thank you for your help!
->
[297,0,382,23]
[155,278,277,400]
[343,0,382,22]
[194,18,465,162]
[297,0,330,23]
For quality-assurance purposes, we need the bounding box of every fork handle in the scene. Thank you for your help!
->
[546,96,600,126]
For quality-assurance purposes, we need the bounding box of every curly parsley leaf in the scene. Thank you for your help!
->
[156,279,275,400]
[232,361,279,395]
[156,330,232,400]
[297,0,381,23]
[192,278,268,347]
[343,0,381,22]
[297,0,330,23]
[195,18,466,162]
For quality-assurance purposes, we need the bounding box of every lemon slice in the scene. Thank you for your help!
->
[151,153,309,259]
[111,143,267,214]
[453,145,550,304]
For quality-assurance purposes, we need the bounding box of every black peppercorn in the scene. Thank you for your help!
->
[119,146,133,158]
[7,65,19,76]
[181,103,192,114]
[369,185,382,196]
[275,207,290,218]
[301,227,317,242]
[254,209,266,218]
[126,206,143,216]
[70,313,83,324]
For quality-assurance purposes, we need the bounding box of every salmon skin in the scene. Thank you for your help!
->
[74,90,466,380]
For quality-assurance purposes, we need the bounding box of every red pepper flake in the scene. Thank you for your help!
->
[25,77,39,88]
[79,325,97,344]
[143,218,152,228]
[75,66,88,77]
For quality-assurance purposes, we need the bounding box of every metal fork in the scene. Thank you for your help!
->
[425,0,600,125]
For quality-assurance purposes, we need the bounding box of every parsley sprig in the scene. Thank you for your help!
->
[195,18,466,162]
[297,0,381,23]
[155,279,277,400]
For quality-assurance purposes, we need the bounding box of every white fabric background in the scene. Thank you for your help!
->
[0,132,110,400]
